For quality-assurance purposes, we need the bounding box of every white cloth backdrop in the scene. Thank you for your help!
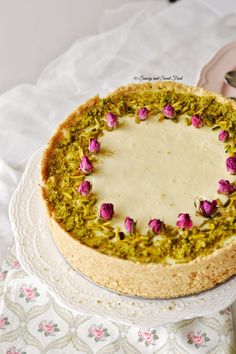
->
[0,0,236,336]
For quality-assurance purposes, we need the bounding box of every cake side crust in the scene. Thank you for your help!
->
[41,193,236,298]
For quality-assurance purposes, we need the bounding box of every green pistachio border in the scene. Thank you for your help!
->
[44,82,236,264]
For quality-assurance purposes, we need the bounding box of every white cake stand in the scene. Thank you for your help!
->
[9,149,236,326]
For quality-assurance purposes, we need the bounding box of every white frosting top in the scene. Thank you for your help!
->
[88,116,231,233]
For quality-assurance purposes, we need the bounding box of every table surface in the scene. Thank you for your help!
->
[0,0,235,336]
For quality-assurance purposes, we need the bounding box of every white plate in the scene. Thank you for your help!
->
[9,149,236,326]
[196,40,236,97]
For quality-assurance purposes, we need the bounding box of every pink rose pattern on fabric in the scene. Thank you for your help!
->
[0,270,8,281]
[187,330,210,349]
[138,328,159,347]
[12,259,21,269]
[38,320,60,337]
[19,284,40,303]
[6,347,26,354]
[88,324,110,342]
[0,315,10,330]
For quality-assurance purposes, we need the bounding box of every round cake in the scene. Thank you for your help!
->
[41,82,236,298]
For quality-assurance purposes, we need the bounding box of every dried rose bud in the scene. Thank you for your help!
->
[107,112,118,129]
[79,156,93,175]
[199,200,217,217]
[217,179,235,195]
[148,219,163,235]
[176,213,193,229]
[138,107,149,120]
[77,180,91,196]
[191,115,203,128]
[162,104,175,118]
[218,130,229,142]
[124,217,135,234]
[100,203,114,220]
[88,138,100,153]
[226,156,236,174]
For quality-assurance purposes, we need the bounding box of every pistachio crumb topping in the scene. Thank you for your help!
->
[44,83,236,264]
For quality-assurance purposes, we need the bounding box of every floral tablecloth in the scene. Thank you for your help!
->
[0,242,235,353]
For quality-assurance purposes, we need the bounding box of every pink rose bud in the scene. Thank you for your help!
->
[88,138,101,153]
[217,179,235,195]
[191,115,203,128]
[162,104,175,118]
[100,203,114,220]
[148,219,163,235]
[138,107,149,120]
[78,180,91,196]
[218,130,229,142]
[107,112,118,129]
[176,213,193,229]
[199,200,217,217]
[124,217,135,233]
[226,156,236,174]
[79,156,93,175]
